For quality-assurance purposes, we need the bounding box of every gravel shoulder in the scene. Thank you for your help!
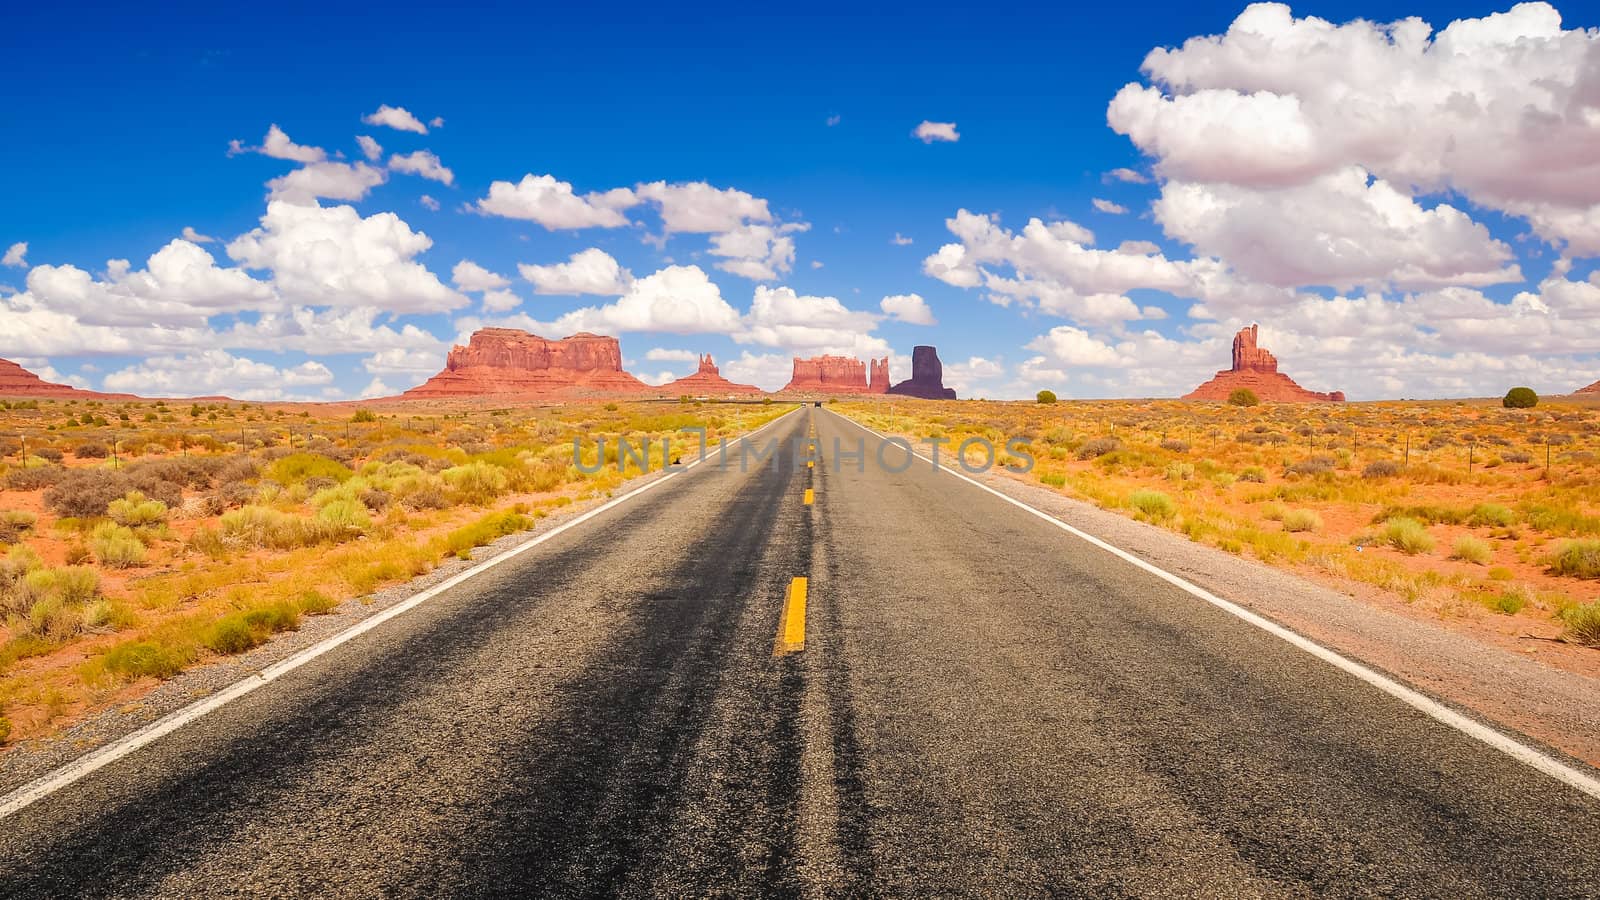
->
[943,446,1600,770]
[0,465,684,797]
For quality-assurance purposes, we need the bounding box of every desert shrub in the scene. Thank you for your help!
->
[217,456,260,485]
[1164,463,1195,482]
[1485,587,1527,615]
[297,590,337,615]
[263,453,351,486]
[103,640,187,680]
[1159,438,1190,453]
[1076,437,1120,460]
[220,505,344,550]
[44,469,179,519]
[1362,459,1402,479]
[89,522,146,568]
[315,498,371,534]
[1466,503,1516,528]
[206,601,301,654]
[351,409,379,423]
[1237,431,1287,445]
[1036,390,1057,404]
[1558,601,1600,646]
[33,447,63,463]
[1128,490,1175,520]
[1285,456,1337,478]
[1374,505,1467,526]
[1503,450,1532,464]
[108,490,168,527]
[359,487,391,512]
[1549,540,1600,579]
[442,510,534,559]
[442,462,510,505]
[1228,388,1260,407]
[1502,387,1538,409]
[6,465,64,491]
[73,442,110,459]
[1281,509,1323,533]
[0,510,36,544]
[128,456,224,490]
[1451,536,1492,565]
[1382,517,1435,555]
[1238,466,1267,483]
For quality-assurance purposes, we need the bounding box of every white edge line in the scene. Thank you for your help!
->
[830,408,1600,802]
[0,406,803,820]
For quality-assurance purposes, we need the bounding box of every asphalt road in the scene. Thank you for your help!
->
[3,405,1600,898]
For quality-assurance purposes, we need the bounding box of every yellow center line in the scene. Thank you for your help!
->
[774,577,808,656]
[803,488,814,505]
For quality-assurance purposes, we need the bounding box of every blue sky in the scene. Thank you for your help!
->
[3,1,1599,400]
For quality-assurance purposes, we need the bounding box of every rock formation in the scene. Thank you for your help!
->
[1183,325,1345,403]
[1575,380,1600,395]
[403,328,649,398]
[869,358,890,394]
[783,355,889,394]
[661,354,762,396]
[0,358,130,399]
[888,345,957,399]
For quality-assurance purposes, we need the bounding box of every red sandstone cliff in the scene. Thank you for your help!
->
[1575,380,1600,395]
[888,345,957,400]
[0,358,132,399]
[783,355,889,394]
[1183,325,1344,403]
[661,354,762,396]
[402,328,649,398]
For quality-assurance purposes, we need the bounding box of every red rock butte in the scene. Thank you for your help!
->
[402,328,649,398]
[661,354,762,396]
[1183,325,1345,403]
[1575,380,1600,395]
[0,357,133,400]
[783,355,889,394]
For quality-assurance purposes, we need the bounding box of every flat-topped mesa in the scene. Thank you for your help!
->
[783,354,887,394]
[661,353,762,396]
[403,327,648,398]
[1183,325,1345,403]
[888,345,957,399]
[0,357,132,399]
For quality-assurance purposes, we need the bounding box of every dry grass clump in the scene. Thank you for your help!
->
[1281,509,1323,533]
[1076,437,1120,460]
[1549,540,1600,579]
[1559,601,1600,646]
[1128,489,1176,520]
[1380,517,1435,555]
[0,511,36,544]
[1451,536,1493,565]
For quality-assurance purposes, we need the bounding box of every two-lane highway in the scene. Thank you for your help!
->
[2,405,1599,897]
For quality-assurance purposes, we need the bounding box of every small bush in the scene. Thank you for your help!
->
[73,442,110,459]
[1451,536,1492,565]
[263,453,352,486]
[442,510,534,559]
[206,601,301,654]
[1238,466,1267,483]
[1281,509,1322,533]
[1228,388,1260,407]
[1036,390,1057,405]
[1076,437,1120,460]
[1164,463,1195,482]
[1502,387,1538,409]
[108,490,168,527]
[1467,503,1516,528]
[1558,601,1600,646]
[1382,517,1435,555]
[351,409,379,423]
[1362,459,1402,479]
[1549,540,1600,579]
[1159,438,1190,453]
[0,510,36,544]
[6,466,64,491]
[1285,456,1337,478]
[103,640,187,680]
[1128,490,1176,520]
[90,522,147,568]
[442,461,510,505]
